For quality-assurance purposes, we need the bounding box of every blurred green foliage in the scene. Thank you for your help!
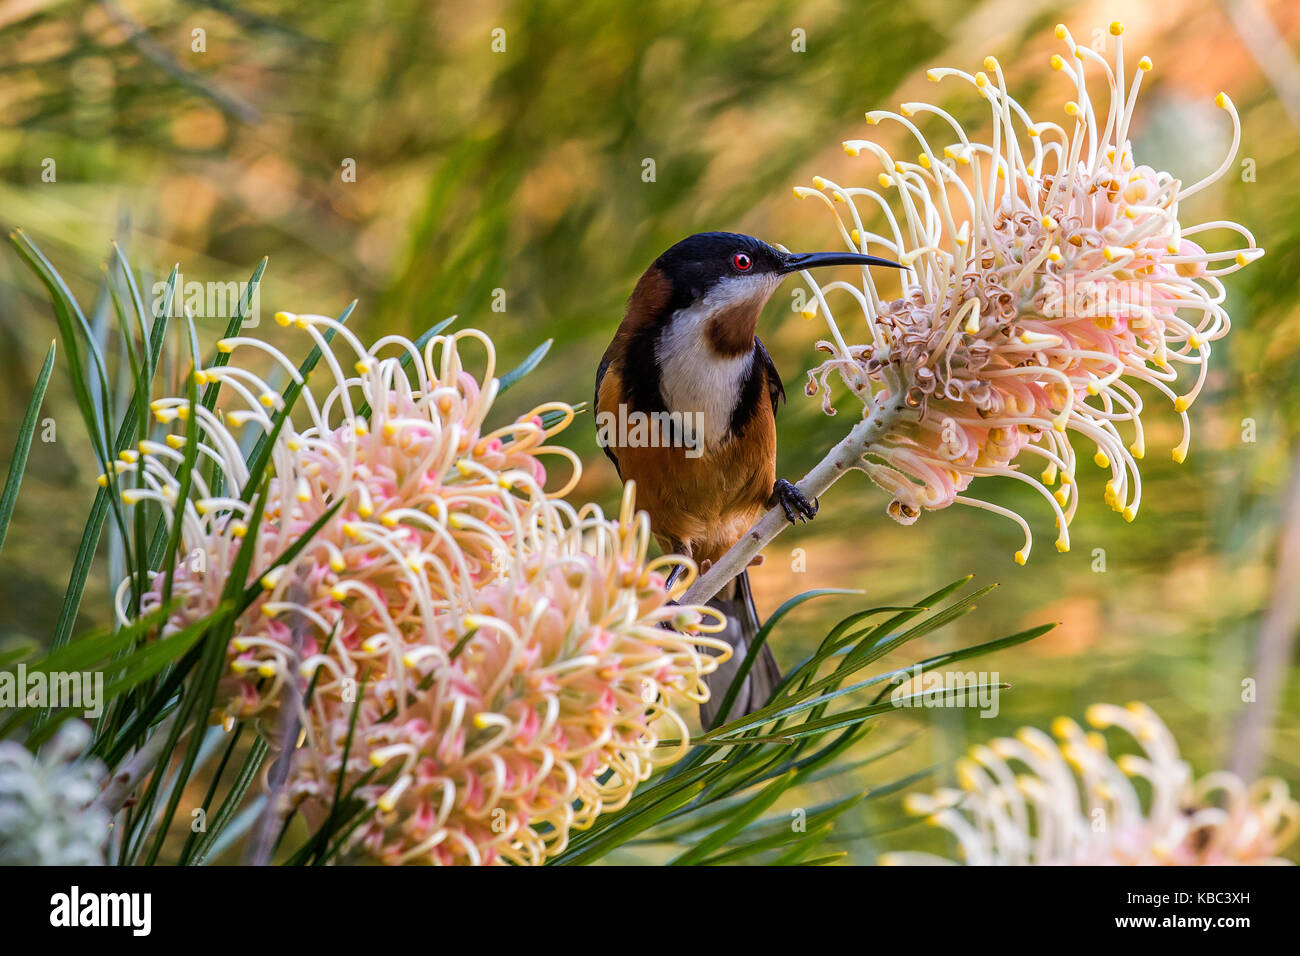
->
[0,0,1297,862]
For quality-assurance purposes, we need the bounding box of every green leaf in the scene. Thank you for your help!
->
[0,340,56,555]
[669,769,798,865]
[497,338,552,393]
[706,588,861,730]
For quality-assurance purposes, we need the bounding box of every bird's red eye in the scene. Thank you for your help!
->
[732,252,753,272]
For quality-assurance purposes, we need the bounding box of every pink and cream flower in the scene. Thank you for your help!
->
[109,314,725,864]
[884,702,1300,866]
[794,22,1260,562]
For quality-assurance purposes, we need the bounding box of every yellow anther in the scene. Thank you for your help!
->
[1109,21,1124,36]
[1172,447,1186,464]
[1055,539,1069,553]
[1013,550,1027,566]
[842,142,860,156]
[1139,56,1152,72]
[1173,396,1190,412]
[1051,716,1079,737]
[274,311,294,327]
[1094,451,1110,469]
[1215,91,1228,109]
[216,339,235,353]
[256,662,276,678]
[877,173,893,188]
[1050,54,1065,71]
[1065,101,1080,117]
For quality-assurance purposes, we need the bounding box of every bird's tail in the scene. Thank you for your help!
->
[699,569,780,728]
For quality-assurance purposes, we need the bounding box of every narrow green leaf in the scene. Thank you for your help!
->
[0,340,56,555]
[497,338,552,394]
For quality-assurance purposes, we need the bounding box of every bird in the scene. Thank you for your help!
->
[594,232,901,726]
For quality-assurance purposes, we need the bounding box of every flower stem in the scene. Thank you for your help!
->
[679,400,906,607]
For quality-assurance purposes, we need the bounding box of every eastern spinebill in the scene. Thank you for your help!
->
[595,232,901,725]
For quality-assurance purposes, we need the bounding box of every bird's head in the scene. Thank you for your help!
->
[632,231,900,355]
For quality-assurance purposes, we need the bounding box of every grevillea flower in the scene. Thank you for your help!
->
[0,722,108,865]
[795,22,1261,562]
[109,314,725,864]
[883,703,1300,865]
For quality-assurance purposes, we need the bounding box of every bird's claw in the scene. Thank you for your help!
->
[773,478,818,524]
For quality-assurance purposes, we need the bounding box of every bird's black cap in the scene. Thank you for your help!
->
[652,231,900,301]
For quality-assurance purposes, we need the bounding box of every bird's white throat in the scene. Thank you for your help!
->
[655,276,775,450]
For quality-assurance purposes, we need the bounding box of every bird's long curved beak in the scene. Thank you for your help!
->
[779,251,902,273]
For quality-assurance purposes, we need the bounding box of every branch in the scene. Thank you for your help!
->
[99,0,260,124]
[1229,448,1300,779]
[91,712,185,816]
[679,400,907,607]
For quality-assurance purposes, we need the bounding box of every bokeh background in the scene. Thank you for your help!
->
[1,0,1298,862]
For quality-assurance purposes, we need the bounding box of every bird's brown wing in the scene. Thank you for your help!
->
[594,351,622,476]
[754,335,785,416]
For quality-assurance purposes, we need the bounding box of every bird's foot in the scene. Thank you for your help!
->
[772,478,818,524]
